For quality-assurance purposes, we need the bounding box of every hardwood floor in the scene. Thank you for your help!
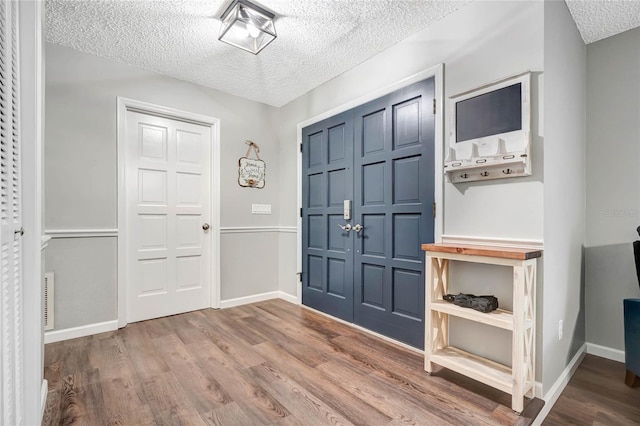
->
[44,299,546,425]
[543,354,640,425]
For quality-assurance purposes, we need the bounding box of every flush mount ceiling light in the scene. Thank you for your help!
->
[218,0,277,54]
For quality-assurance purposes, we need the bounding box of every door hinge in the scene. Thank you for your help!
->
[433,202,436,218]
[299,207,303,217]
[297,272,302,282]
[433,98,436,115]
[300,143,303,153]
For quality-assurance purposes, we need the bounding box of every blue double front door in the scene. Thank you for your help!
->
[301,78,435,349]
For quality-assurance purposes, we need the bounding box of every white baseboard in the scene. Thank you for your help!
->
[586,342,625,363]
[219,291,283,309]
[532,343,587,426]
[278,290,298,304]
[220,290,300,308]
[44,320,119,344]
[41,379,48,421]
[534,382,543,399]
[44,293,297,343]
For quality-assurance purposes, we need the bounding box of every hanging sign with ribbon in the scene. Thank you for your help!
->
[238,140,266,188]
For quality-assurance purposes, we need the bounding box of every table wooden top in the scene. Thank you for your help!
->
[421,243,542,260]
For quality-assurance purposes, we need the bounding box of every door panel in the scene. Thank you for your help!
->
[353,79,435,348]
[302,111,354,322]
[302,78,434,348]
[126,111,211,323]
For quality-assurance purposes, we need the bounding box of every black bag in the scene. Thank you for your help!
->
[443,293,499,313]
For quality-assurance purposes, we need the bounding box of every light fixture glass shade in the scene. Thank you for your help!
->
[218,0,277,54]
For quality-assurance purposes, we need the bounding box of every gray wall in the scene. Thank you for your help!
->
[542,0,587,389]
[45,43,282,329]
[277,0,545,238]
[277,0,546,296]
[277,0,546,377]
[586,243,638,350]
[45,238,117,329]
[585,26,640,350]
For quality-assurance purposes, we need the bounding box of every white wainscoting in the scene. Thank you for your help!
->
[45,228,119,238]
[44,226,299,343]
[220,226,297,234]
[47,227,298,237]
[41,235,51,250]
[46,227,297,236]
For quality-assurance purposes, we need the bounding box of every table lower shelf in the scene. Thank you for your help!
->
[430,300,514,330]
[428,346,512,394]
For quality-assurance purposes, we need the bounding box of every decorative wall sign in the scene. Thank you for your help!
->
[238,140,266,188]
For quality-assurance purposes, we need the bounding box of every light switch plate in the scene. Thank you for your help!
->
[252,204,271,215]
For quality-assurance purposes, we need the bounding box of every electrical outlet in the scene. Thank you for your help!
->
[558,319,564,340]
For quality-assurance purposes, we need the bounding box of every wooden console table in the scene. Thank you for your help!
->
[421,243,542,414]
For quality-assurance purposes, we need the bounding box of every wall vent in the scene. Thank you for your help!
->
[44,272,54,331]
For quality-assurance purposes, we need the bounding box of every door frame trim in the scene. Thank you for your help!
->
[116,97,221,328]
[296,63,445,304]
[18,1,46,422]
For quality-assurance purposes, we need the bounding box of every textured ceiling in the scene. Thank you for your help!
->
[45,0,471,107]
[45,1,640,107]
[565,0,640,44]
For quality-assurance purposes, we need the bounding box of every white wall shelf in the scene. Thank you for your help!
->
[422,243,541,415]
[444,147,531,184]
[446,71,532,184]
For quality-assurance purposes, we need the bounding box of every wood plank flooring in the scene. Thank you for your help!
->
[44,299,545,425]
[543,354,640,425]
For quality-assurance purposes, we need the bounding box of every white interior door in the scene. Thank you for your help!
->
[125,111,211,323]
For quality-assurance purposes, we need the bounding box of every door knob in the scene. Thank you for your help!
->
[202,223,210,231]
[352,224,363,233]
[338,223,351,232]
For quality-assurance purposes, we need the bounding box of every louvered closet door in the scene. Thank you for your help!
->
[0,1,24,424]
[125,111,212,323]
